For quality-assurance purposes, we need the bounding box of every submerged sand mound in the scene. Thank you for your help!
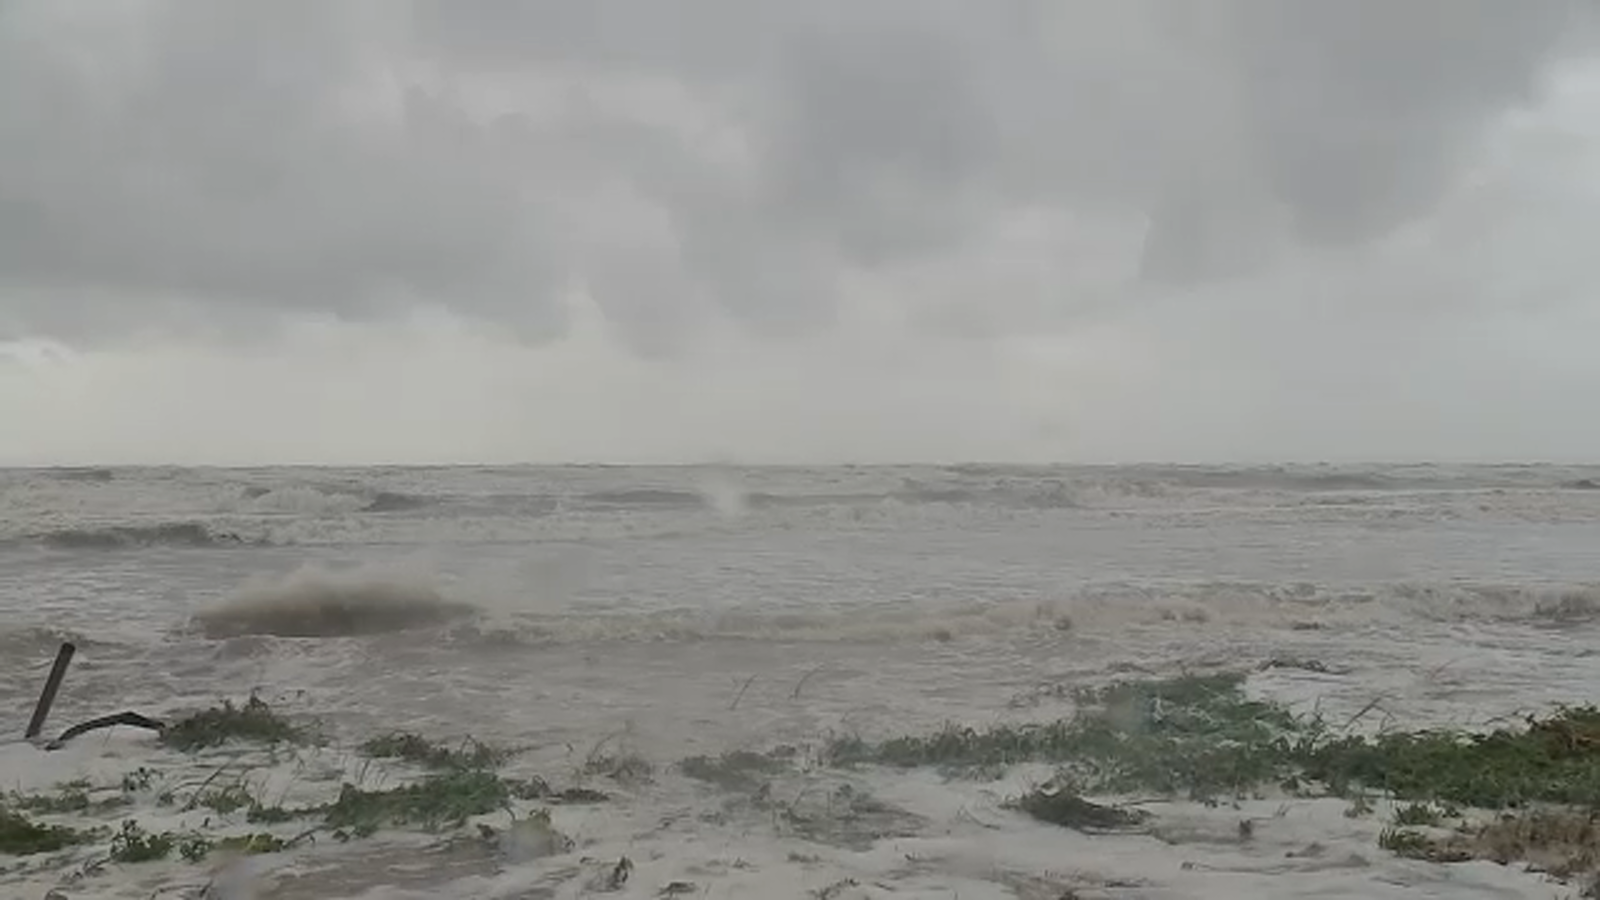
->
[193,568,478,639]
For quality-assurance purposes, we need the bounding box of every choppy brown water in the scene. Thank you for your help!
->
[4,463,1600,898]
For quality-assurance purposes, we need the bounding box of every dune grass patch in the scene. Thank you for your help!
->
[0,696,601,869]
[828,672,1600,808]
[358,732,512,771]
[680,750,791,793]
[159,695,311,752]
[826,670,1600,887]
[0,805,97,856]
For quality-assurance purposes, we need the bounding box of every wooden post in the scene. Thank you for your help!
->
[25,642,75,741]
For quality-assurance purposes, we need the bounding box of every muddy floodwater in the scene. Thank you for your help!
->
[4,463,1600,898]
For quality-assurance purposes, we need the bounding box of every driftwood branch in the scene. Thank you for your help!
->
[45,711,166,750]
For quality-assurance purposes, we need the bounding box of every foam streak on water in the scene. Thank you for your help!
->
[2,463,1600,898]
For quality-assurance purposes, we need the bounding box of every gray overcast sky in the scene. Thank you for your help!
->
[2,0,1599,465]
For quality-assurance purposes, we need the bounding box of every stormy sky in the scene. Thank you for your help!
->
[2,1,1598,464]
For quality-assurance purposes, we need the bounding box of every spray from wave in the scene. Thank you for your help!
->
[191,564,479,639]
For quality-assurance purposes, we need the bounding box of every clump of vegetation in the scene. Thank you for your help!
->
[263,767,578,842]
[9,780,92,816]
[0,805,96,855]
[0,713,604,868]
[359,732,511,770]
[161,696,309,752]
[774,783,922,851]
[680,750,790,792]
[245,803,298,824]
[1382,809,1600,879]
[214,832,290,855]
[824,670,1600,887]
[828,672,1600,809]
[553,785,609,804]
[322,768,520,837]
[121,767,157,793]
[1377,825,1455,862]
[583,750,655,785]
[191,781,257,815]
[9,779,129,816]
[107,820,179,863]
[1392,802,1454,828]
[828,672,1305,799]
[1007,780,1148,833]
[1295,706,1600,809]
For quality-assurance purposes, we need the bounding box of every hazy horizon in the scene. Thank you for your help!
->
[5,2,1600,466]
[5,458,1600,472]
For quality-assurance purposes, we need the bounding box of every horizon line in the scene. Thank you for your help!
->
[2,459,1596,471]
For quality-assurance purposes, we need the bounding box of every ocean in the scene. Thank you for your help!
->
[3,463,1600,899]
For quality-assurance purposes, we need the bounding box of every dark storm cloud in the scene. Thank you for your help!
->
[0,3,571,341]
[0,0,1592,345]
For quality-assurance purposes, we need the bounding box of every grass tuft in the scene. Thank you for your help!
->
[1007,780,1148,833]
[107,820,178,863]
[1392,802,1452,827]
[1296,706,1600,809]
[827,672,1307,800]
[824,671,1600,887]
[161,695,308,752]
[358,732,511,770]
[680,750,789,793]
[583,751,655,785]
[9,779,129,816]
[54,672,1600,886]
[828,673,1600,809]
[0,714,605,866]
[0,805,97,856]
[322,768,515,836]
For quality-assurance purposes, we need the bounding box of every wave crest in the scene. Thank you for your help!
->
[240,484,434,515]
[34,522,251,550]
[437,581,1600,648]
[0,625,111,657]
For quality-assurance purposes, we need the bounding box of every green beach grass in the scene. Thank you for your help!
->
[8,674,1600,892]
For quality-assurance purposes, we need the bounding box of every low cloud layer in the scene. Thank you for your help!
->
[1,1,1592,347]
[3,2,1600,463]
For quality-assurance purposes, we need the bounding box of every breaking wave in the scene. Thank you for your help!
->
[0,625,114,657]
[47,467,116,483]
[439,581,1600,648]
[240,484,435,515]
[191,566,480,639]
[573,481,1086,513]
[945,463,1600,493]
[578,488,705,508]
[563,466,1583,515]
[31,522,254,550]
[361,491,432,513]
